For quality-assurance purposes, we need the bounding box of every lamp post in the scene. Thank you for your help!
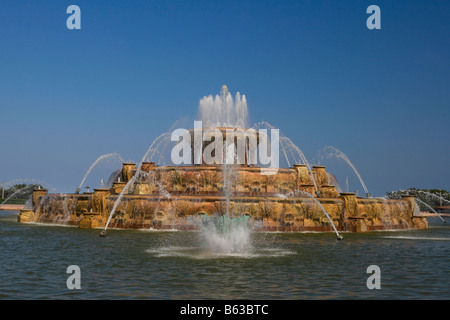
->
[1,181,4,199]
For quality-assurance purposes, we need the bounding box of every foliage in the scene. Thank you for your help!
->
[386,188,450,211]
[1,184,44,201]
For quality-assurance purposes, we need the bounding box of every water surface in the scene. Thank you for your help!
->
[0,211,448,299]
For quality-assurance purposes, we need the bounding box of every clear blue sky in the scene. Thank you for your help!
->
[0,0,449,196]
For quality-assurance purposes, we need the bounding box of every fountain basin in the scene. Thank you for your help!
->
[19,162,428,233]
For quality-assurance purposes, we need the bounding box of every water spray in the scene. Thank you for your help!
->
[100,132,172,237]
[78,153,124,191]
[295,189,343,240]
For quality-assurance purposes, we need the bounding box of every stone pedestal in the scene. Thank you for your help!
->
[79,212,103,229]
[401,195,416,219]
[312,166,328,187]
[112,182,127,195]
[18,209,33,223]
[319,184,339,198]
[91,188,110,214]
[300,184,316,196]
[134,183,153,195]
[293,164,312,185]
[340,192,368,232]
[122,163,136,182]
[141,162,156,173]
[348,217,368,232]
[340,192,358,218]
[32,188,48,209]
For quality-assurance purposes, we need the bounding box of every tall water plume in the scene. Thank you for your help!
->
[197,86,253,252]
[199,85,248,128]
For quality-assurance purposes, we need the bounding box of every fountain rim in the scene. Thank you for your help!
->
[93,188,111,192]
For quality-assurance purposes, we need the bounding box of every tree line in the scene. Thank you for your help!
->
[386,188,450,210]
[1,184,44,203]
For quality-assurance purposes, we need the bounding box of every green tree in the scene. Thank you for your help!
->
[1,184,44,202]
[386,188,450,211]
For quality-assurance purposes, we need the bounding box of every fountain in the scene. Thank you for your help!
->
[77,153,124,193]
[293,189,343,240]
[416,190,450,206]
[17,86,430,235]
[0,179,52,210]
[385,188,447,223]
[1,185,36,207]
[414,198,446,223]
[321,146,370,197]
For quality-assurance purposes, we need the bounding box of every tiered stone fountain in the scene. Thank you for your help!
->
[17,86,429,234]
